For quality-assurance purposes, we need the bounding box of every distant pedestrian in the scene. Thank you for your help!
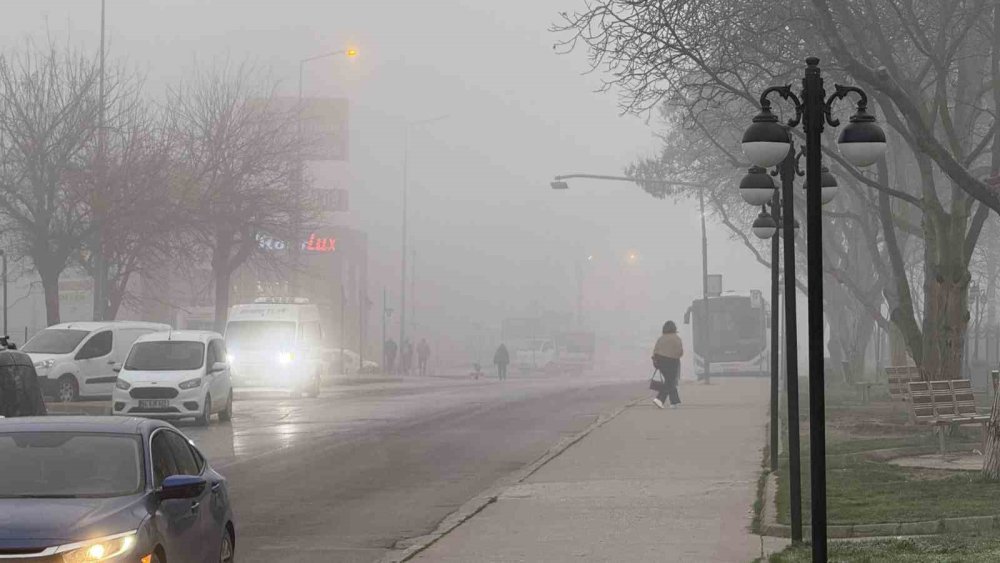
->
[401,340,414,375]
[651,320,683,409]
[494,343,510,381]
[384,339,398,375]
[417,338,431,376]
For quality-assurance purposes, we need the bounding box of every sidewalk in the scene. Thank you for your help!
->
[410,378,787,562]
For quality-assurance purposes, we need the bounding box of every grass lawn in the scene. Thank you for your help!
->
[775,387,999,525]
[776,452,1000,524]
[761,535,1000,562]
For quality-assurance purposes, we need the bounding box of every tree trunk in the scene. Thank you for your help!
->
[983,389,1000,479]
[921,274,968,381]
[38,267,61,327]
[889,325,909,365]
[213,267,231,334]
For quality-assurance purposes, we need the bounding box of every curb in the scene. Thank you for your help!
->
[376,396,645,563]
[44,402,111,416]
[759,473,1000,538]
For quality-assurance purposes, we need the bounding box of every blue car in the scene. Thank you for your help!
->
[0,416,235,562]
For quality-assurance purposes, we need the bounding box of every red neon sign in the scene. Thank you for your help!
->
[304,233,336,253]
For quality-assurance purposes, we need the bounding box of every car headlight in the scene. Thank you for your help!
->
[115,378,131,390]
[277,351,294,365]
[226,353,236,364]
[33,359,55,369]
[179,378,202,389]
[56,531,137,562]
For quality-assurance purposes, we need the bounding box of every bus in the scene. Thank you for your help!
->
[685,290,769,377]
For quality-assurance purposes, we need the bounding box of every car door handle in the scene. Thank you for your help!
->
[190,501,200,512]
[211,482,222,493]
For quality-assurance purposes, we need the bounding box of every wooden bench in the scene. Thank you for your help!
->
[907,380,989,457]
[886,366,922,401]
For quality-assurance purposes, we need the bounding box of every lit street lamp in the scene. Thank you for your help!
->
[741,57,887,561]
[291,47,358,294]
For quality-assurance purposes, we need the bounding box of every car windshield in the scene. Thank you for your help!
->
[225,321,296,350]
[22,329,90,354]
[125,341,205,371]
[0,432,143,498]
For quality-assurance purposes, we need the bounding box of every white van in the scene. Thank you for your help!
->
[225,298,327,397]
[23,321,172,402]
[112,330,233,425]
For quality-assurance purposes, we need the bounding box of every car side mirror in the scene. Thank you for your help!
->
[159,475,206,500]
[211,361,228,373]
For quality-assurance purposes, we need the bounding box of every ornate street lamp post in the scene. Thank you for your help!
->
[741,57,887,561]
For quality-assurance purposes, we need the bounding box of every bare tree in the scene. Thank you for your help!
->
[76,90,189,320]
[555,0,1000,381]
[168,61,315,331]
[0,42,102,325]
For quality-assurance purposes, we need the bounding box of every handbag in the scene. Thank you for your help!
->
[649,369,667,392]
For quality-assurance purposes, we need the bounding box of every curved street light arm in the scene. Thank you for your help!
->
[760,85,804,128]
[553,173,707,188]
[824,84,869,127]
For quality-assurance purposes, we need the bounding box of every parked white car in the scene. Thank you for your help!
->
[23,321,171,402]
[112,330,233,425]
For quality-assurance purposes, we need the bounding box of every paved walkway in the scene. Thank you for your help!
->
[411,378,787,562]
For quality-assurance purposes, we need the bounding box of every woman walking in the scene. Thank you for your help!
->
[651,320,683,409]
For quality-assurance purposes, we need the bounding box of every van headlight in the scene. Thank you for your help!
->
[179,378,203,390]
[56,530,137,562]
[277,351,294,365]
[115,378,131,390]
[34,359,55,369]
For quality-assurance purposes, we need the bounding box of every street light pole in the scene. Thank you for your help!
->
[93,0,108,321]
[1,250,7,339]
[292,48,357,294]
[699,188,712,384]
[769,190,780,474]
[801,59,831,561]
[741,57,886,562]
[779,145,804,543]
[399,115,448,355]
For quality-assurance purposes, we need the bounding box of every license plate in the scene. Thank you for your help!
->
[138,399,169,409]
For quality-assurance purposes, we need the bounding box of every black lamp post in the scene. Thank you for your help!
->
[741,57,887,561]
[742,159,804,542]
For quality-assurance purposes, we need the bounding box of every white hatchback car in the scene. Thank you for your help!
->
[112,330,233,425]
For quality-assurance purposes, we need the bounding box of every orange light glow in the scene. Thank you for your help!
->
[346,49,358,57]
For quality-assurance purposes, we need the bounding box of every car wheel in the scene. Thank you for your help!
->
[219,390,233,422]
[196,395,212,426]
[220,528,235,563]
[57,375,79,403]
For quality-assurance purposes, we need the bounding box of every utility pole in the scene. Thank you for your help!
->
[699,188,712,384]
[93,0,108,321]
[382,287,388,371]
[399,126,409,356]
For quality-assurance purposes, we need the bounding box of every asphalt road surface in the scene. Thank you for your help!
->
[176,370,646,562]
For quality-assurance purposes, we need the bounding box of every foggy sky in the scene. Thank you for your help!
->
[0,0,770,357]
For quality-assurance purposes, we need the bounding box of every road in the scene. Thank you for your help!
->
[175,370,646,563]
